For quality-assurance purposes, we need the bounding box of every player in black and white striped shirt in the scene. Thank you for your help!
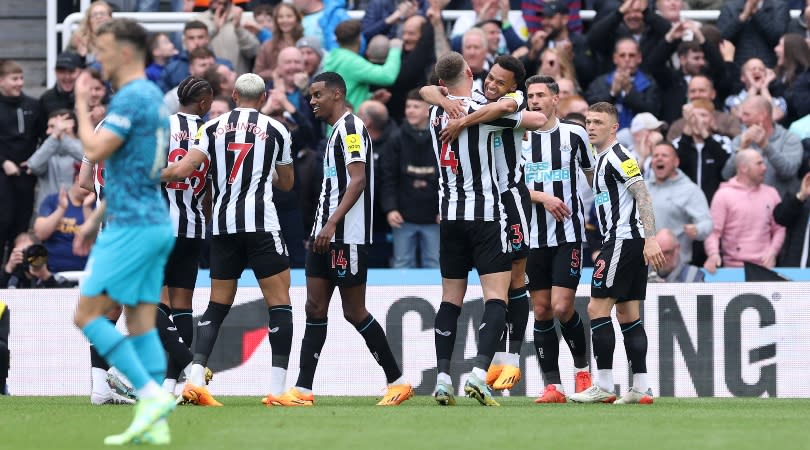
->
[162,73,295,406]
[274,72,412,407]
[569,102,665,405]
[422,55,535,393]
[520,75,596,403]
[423,52,547,407]
[156,77,213,393]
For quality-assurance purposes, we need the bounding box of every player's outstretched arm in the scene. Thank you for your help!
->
[440,100,520,143]
[627,181,666,271]
[519,111,549,131]
[313,161,366,254]
[161,148,208,182]
[419,85,466,119]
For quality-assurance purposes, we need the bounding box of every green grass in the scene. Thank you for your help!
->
[1,396,809,450]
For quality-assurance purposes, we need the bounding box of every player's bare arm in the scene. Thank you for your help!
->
[73,200,106,257]
[627,181,666,270]
[161,148,207,182]
[419,85,466,119]
[74,71,123,163]
[273,163,294,192]
[529,190,572,221]
[440,100,519,143]
[78,159,95,193]
[314,161,366,254]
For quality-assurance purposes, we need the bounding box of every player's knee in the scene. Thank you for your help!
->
[304,297,328,319]
[342,307,368,326]
[551,301,574,321]
[533,301,552,320]
[586,300,610,319]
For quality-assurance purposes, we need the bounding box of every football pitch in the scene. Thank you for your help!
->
[2,396,809,450]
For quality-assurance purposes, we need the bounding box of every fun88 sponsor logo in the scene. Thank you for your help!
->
[524,161,570,183]
[594,191,610,205]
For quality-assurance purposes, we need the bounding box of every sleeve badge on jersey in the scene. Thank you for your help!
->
[344,133,362,158]
[620,158,641,178]
[194,126,204,143]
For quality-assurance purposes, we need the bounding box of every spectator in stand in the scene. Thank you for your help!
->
[646,142,712,265]
[158,20,233,92]
[517,1,594,89]
[725,58,787,123]
[521,0,583,36]
[674,100,732,203]
[365,35,391,64]
[266,47,321,150]
[358,100,397,267]
[146,33,179,84]
[717,0,789,68]
[0,232,76,288]
[361,0,425,40]
[324,20,403,111]
[67,0,113,63]
[461,28,490,93]
[656,0,684,25]
[292,0,352,52]
[25,110,84,210]
[788,0,810,44]
[450,0,529,43]
[705,149,785,273]
[586,38,660,130]
[195,0,260,76]
[667,75,742,141]
[208,95,231,119]
[773,172,810,267]
[0,60,44,259]
[586,0,672,75]
[40,52,83,118]
[372,16,434,122]
[381,89,439,268]
[254,3,304,80]
[241,4,274,44]
[33,167,95,273]
[556,77,577,98]
[617,112,664,175]
[723,95,803,197]
[538,47,577,82]
[646,22,726,124]
[297,37,324,81]
[557,95,588,118]
[651,228,705,282]
[164,47,216,114]
[771,34,810,126]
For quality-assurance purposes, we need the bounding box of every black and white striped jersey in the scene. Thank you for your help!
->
[194,107,292,236]
[163,112,207,238]
[311,112,374,245]
[521,119,595,247]
[492,90,526,193]
[429,96,524,221]
[593,140,645,241]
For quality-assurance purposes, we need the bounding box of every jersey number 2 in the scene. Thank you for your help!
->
[440,142,459,174]
[227,142,254,184]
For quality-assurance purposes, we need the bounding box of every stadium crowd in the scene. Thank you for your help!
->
[4,0,810,284]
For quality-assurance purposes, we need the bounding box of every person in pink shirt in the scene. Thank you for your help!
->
[704,148,785,273]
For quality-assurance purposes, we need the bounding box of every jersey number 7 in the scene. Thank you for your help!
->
[227,142,254,184]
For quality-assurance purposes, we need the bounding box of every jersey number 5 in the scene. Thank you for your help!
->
[440,142,459,174]
[166,148,210,196]
[227,143,254,184]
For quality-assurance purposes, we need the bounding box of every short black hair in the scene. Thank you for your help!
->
[407,88,423,101]
[312,71,346,96]
[677,40,703,57]
[525,74,559,95]
[189,47,215,63]
[177,76,213,106]
[493,55,526,90]
[184,20,209,33]
[96,19,149,59]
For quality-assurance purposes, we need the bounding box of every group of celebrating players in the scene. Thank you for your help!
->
[71,17,664,446]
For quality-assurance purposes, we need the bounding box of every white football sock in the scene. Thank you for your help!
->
[138,380,163,400]
[437,372,452,386]
[189,363,205,386]
[632,373,649,392]
[91,368,110,396]
[270,367,287,396]
[471,367,487,381]
[596,369,614,392]
[504,352,520,367]
[389,376,406,386]
[162,378,177,394]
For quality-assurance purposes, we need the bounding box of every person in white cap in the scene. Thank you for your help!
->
[617,111,666,177]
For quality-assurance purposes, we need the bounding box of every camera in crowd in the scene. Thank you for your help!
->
[21,244,48,271]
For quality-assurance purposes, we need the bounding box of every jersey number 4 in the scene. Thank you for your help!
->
[166,148,210,196]
[227,142,254,184]
[440,142,459,174]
